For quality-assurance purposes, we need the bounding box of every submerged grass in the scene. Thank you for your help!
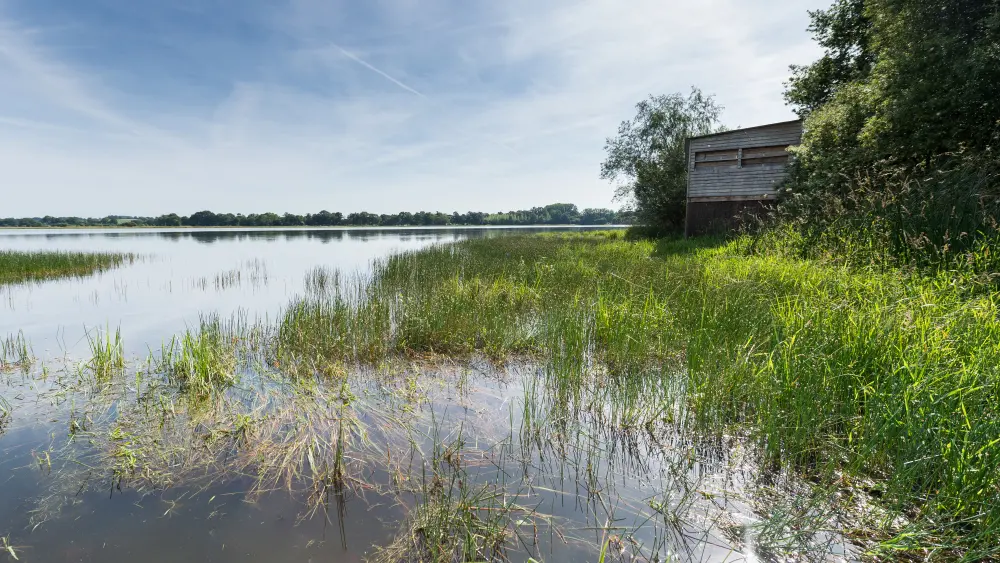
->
[87,327,125,379]
[269,231,1000,560]
[0,332,32,372]
[0,250,135,286]
[9,231,1000,561]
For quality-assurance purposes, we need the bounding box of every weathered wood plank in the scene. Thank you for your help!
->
[742,145,793,158]
[695,150,740,162]
[690,177,788,189]
[686,121,802,208]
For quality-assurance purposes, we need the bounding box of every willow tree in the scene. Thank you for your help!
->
[600,89,723,235]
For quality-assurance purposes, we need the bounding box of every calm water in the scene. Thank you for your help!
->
[0,227,851,563]
[1,227,609,361]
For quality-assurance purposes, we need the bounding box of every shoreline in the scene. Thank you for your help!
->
[0,224,630,233]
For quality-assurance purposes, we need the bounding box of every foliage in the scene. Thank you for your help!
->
[784,0,874,115]
[601,89,723,235]
[0,203,631,229]
[781,0,1000,274]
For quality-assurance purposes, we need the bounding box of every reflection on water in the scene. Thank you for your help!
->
[0,227,603,362]
[0,227,854,562]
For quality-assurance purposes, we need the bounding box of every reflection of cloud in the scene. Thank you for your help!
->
[0,0,822,216]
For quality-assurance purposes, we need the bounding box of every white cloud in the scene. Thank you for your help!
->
[0,0,824,217]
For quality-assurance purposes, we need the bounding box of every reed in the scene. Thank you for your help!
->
[276,231,1000,558]
[0,250,135,286]
[87,327,125,379]
[15,230,1000,559]
[0,332,32,372]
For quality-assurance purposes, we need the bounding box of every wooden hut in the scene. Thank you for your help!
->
[684,120,803,236]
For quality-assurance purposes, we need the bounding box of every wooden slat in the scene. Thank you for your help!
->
[691,128,802,148]
[690,168,788,180]
[690,189,779,198]
[690,179,787,190]
[690,179,787,192]
[689,125,802,147]
[742,145,792,158]
[692,135,802,151]
[691,165,788,174]
[691,181,785,190]
[688,195,774,202]
[694,161,738,169]
[743,156,789,166]
[695,149,739,162]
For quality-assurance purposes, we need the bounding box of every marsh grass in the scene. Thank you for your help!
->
[158,316,240,394]
[87,327,125,379]
[10,231,1000,560]
[0,250,135,286]
[0,332,32,373]
[374,427,531,563]
[268,231,1000,559]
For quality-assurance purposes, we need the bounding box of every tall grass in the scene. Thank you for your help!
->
[87,327,125,379]
[0,250,135,286]
[158,316,240,394]
[14,231,1000,559]
[0,332,32,372]
[271,231,1000,559]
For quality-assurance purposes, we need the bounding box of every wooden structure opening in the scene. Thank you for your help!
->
[685,120,803,236]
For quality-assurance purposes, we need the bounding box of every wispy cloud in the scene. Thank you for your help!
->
[331,43,426,98]
[0,0,823,216]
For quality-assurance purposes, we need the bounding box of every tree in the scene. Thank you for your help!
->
[781,0,1000,270]
[154,213,182,227]
[784,0,874,116]
[788,0,1000,170]
[186,211,218,227]
[539,203,580,224]
[581,208,616,225]
[601,89,723,234]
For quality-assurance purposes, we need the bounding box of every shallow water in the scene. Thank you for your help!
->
[0,227,854,562]
[1,227,607,361]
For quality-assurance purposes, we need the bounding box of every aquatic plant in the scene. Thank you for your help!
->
[0,250,135,287]
[12,231,1000,560]
[158,316,240,394]
[87,327,125,379]
[0,332,32,372]
[273,231,1000,558]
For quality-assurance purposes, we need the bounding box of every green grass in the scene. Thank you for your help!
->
[0,250,134,286]
[12,231,1000,560]
[269,231,1000,560]
[158,316,240,394]
[0,332,32,373]
[87,327,125,379]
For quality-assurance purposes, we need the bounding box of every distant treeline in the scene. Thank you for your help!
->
[1,203,633,228]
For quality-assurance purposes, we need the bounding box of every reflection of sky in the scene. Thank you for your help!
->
[0,226,603,360]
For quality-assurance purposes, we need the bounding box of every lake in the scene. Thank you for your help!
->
[0,227,849,562]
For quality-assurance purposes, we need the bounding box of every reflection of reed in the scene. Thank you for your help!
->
[189,259,271,292]
[8,327,846,563]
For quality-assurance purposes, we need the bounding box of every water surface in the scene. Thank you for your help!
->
[0,227,852,563]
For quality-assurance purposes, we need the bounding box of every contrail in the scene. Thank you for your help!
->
[333,43,425,98]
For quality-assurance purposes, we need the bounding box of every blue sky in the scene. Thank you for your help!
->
[0,0,823,216]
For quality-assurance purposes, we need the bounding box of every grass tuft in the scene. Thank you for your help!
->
[0,250,134,286]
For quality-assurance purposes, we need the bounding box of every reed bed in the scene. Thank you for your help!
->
[6,231,998,560]
[269,231,1000,560]
[0,250,135,286]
